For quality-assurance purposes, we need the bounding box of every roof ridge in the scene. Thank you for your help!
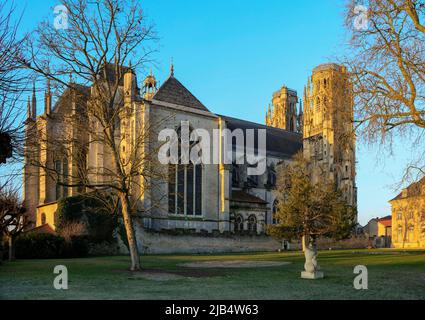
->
[153,75,209,111]
[218,114,303,136]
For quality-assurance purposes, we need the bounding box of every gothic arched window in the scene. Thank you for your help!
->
[272,200,279,224]
[316,97,321,111]
[248,215,257,233]
[267,165,277,188]
[234,215,244,233]
[232,163,240,188]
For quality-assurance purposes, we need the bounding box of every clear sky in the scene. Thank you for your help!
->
[11,0,414,225]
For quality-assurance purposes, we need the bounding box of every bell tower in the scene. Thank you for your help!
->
[142,69,158,101]
[303,63,357,208]
[265,86,299,132]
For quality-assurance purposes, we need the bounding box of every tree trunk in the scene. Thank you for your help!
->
[8,236,15,262]
[119,192,141,271]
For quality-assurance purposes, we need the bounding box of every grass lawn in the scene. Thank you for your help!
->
[1,249,425,300]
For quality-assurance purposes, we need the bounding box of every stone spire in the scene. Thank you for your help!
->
[44,78,52,115]
[27,96,31,119]
[31,82,37,119]
[170,58,174,77]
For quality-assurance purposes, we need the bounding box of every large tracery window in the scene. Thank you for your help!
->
[168,125,203,216]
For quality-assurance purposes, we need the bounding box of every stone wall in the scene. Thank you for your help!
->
[126,228,283,255]
[141,232,282,254]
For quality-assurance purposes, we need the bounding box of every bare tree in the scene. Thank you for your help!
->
[344,0,425,183]
[0,0,27,165]
[21,0,159,271]
[0,185,27,261]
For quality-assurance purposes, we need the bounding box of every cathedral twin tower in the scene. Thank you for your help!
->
[266,63,357,208]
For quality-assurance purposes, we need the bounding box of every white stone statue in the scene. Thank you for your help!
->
[301,235,324,279]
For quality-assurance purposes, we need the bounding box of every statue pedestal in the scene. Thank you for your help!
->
[301,271,324,280]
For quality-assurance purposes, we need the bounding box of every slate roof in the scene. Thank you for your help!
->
[52,84,90,115]
[98,63,133,86]
[231,190,268,205]
[390,176,425,201]
[218,115,303,159]
[153,75,210,112]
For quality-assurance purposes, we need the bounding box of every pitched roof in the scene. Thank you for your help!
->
[390,176,425,201]
[52,84,90,115]
[98,63,133,86]
[153,76,210,111]
[378,216,392,227]
[218,115,303,158]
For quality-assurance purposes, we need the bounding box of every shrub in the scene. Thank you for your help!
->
[63,236,89,258]
[15,233,66,259]
[13,232,91,259]
[56,193,117,244]
[60,221,88,242]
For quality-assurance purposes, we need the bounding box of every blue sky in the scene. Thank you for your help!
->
[11,0,413,225]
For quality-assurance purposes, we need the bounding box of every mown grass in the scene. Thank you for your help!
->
[1,249,425,300]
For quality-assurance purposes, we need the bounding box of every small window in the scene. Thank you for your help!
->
[397,226,403,242]
[234,215,244,233]
[248,215,257,233]
[408,225,415,242]
[397,212,402,221]
[41,213,47,225]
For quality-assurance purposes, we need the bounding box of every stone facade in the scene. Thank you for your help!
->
[390,178,425,248]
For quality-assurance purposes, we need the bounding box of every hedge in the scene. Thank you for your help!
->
[14,233,89,259]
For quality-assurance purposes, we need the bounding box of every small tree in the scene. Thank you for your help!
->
[0,186,27,261]
[268,153,356,279]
